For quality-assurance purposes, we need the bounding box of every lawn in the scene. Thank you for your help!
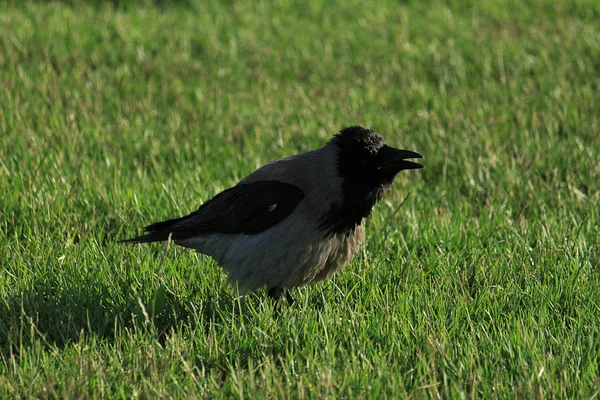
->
[1,0,599,397]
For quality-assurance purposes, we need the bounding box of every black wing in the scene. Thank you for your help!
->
[120,180,305,243]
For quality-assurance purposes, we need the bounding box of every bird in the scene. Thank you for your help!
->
[120,126,423,303]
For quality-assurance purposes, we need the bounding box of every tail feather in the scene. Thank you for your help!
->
[119,214,190,244]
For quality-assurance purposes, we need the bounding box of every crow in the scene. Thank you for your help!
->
[121,126,423,302]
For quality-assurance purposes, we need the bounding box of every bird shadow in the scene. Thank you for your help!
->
[0,271,267,361]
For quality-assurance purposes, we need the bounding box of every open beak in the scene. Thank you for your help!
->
[378,146,424,172]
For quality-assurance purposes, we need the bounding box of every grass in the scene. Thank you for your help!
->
[1,0,599,397]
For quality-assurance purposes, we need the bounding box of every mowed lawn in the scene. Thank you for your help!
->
[1,0,599,397]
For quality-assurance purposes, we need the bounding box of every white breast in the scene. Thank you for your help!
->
[177,216,365,293]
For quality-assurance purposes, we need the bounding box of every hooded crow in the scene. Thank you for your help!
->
[121,126,423,302]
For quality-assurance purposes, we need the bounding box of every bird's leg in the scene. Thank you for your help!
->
[268,287,283,300]
[268,287,294,304]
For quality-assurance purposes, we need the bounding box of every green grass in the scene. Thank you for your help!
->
[1,0,599,397]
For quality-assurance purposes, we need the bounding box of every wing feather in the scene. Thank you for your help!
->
[120,180,305,243]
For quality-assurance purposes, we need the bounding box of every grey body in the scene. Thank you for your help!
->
[121,126,423,299]
[177,145,363,293]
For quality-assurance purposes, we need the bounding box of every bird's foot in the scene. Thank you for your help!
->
[268,287,294,305]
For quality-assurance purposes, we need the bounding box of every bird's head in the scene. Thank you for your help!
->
[320,126,424,234]
[330,126,423,189]
[320,126,423,232]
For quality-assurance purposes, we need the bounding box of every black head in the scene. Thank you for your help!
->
[331,126,423,186]
[321,126,423,234]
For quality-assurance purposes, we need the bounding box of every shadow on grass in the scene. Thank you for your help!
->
[0,272,251,359]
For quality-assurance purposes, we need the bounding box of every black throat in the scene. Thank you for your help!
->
[319,127,388,236]
[319,183,386,236]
